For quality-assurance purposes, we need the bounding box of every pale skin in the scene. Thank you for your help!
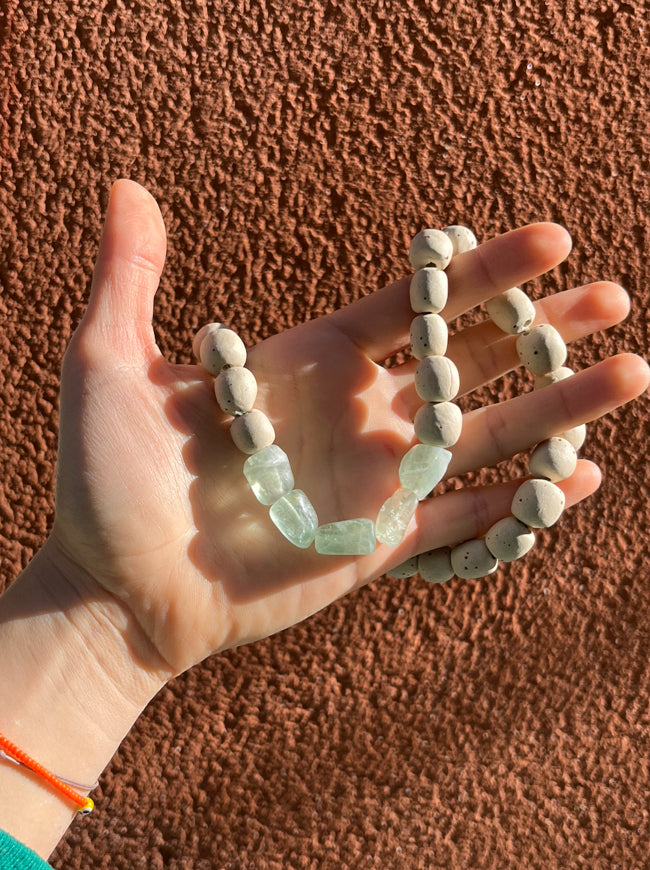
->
[0,180,648,859]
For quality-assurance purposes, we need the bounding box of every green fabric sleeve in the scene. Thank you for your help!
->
[0,829,51,869]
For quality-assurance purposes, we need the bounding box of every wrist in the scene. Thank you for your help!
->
[0,537,168,857]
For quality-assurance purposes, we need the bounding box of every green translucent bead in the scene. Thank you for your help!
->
[315,518,376,555]
[398,444,452,499]
[376,487,419,546]
[243,445,294,506]
[269,489,318,549]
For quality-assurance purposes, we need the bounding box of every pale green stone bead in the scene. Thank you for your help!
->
[376,487,419,546]
[451,539,499,579]
[315,518,376,555]
[409,229,454,270]
[516,324,567,376]
[409,268,448,314]
[442,225,477,255]
[269,489,318,549]
[243,445,294,505]
[399,444,452,499]
[529,437,577,482]
[485,517,535,562]
[418,548,454,584]
[511,479,565,528]
[387,556,419,579]
[409,313,448,359]
[485,287,536,334]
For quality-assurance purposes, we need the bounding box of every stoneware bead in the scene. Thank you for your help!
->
[409,268,448,314]
[418,548,454,584]
[214,366,258,416]
[559,423,587,451]
[450,539,499,580]
[442,225,477,255]
[511,478,566,528]
[413,401,463,448]
[533,366,575,390]
[516,323,567,376]
[409,313,448,359]
[193,322,222,360]
[485,517,535,562]
[485,287,536,334]
[415,356,460,403]
[529,437,577,482]
[408,229,454,271]
[387,556,419,579]
[230,409,275,455]
[200,327,247,375]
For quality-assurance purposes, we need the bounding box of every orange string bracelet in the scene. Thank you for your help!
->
[0,732,94,814]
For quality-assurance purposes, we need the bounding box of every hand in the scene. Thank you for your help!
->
[50,179,649,683]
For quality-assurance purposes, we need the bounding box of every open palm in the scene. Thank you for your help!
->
[50,180,648,679]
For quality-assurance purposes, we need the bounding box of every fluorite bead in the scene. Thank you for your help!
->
[387,556,419,579]
[315,518,376,555]
[418,548,454,583]
[409,229,454,270]
[413,401,463,447]
[269,489,318,549]
[398,444,451,500]
[243,444,294,505]
[376,487,419,546]
[485,517,535,562]
[409,268,448,314]
[486,287,536,334]
[511,479,565,528]
[442,225,477,255]
[451,539,499,579]
[516,324,567,376]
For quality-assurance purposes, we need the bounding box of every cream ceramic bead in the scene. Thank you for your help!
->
[415,356,460,403]
[451,539,498,579]
[409,268,448,314]
[533,366,575,390]
[409,313,448,359]
[409,229,454,270]
[485,287,536,334]
[485,517,535,562]
[418,548,454,584]
[413,401,463,447]
[516,324,567,376]
[193,322,223,360]
[511,479,565,528]
[200,327,247,375]
[529,437,577,482]
[214,366,258,416]
[230,409,275,455]
[559,423,587,451]
[387,556,419,579]
[442,225,477,255]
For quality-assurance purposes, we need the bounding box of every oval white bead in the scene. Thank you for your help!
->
[230,409,275,455]
[485,517,535,562]
[442,225,477,255]
[409,229,454,270]
[409,313,448,359]
[511,479,565,528]
[486,287,536,334]
[409,268,448,314]
[387,556,420,579]
[418,548,454,584]
[533,366,575,390]
[559,423,587,451]
[529,437,577,482]
[516,324,567,376]
[193,322,223,361]
[413,401,462,447]
[214,366,258,416]
[200,328,247,375]
[451,539,499,579]
[415,356,460,403]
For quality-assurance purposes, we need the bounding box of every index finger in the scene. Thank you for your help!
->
[329,222,572,363]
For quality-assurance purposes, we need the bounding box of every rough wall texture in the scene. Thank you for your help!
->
[1,1,648,868]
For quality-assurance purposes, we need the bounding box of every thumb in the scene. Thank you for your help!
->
[79,179,167,361]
